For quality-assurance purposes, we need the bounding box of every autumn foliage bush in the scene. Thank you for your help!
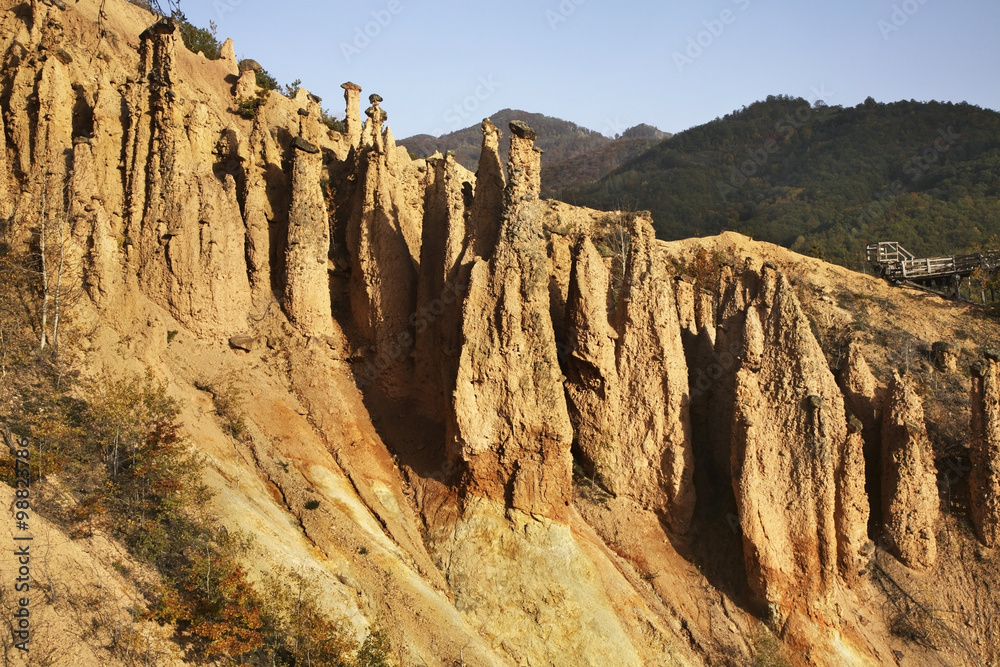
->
[0,240,391,665]
[18,372,390,665]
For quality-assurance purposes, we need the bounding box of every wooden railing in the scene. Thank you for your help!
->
[866,242,1000,282]
[866,242,914,264]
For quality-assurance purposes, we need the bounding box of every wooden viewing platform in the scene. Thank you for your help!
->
[866,242,1000,284]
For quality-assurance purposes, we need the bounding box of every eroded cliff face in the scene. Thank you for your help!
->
[838,416,872,585]
[345,97,425,398]
[0,4,353,339]
[241,111,281,306]
[284,136,334,337]
[124,20,252,335]
[724,263,867,616]
[838,341,886,539]
[880,373,940,570]
[450,122,574,521]
[564,216,696,533]
[840,341,885,437]
[701,261,751,477]
[412,154,474,420]
[1,3,982,665]
[971,355,1000,547]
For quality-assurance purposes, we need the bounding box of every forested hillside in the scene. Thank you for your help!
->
[544,124,669,200]
[564,97,1000,268]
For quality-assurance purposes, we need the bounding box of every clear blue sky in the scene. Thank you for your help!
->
[183,0,1000,139]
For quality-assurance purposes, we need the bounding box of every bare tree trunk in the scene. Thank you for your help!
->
[1,426,14,456]
[607,214,632,298]
[39,184,49,351]
[51,211,66,351]
[112,427,120,479]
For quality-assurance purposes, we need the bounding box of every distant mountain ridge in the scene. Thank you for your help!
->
[563,96,1000,267]
[620,123,670,140]
[399,110,671,198]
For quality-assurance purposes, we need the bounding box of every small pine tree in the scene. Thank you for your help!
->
[256,68,279,92]
[172,11,221,60]
[282,79,302,98]
[321,108,346,133]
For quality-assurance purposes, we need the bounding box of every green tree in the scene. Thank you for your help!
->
[256,69,279,92]
[172,11,221,60]
[283,78,302,98]
[566,97,1000,269]
[78,375,207,558]
[321,108,346,133]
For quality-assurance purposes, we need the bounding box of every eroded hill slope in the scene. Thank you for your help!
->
[0,2,997,666]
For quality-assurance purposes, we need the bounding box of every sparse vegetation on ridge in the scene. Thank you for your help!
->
[594,211,634,300]
[255,69,279,92]
[321,108,347,133]
[126,1,222,60]
[173,11,221,60]
[235,90,270,120]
